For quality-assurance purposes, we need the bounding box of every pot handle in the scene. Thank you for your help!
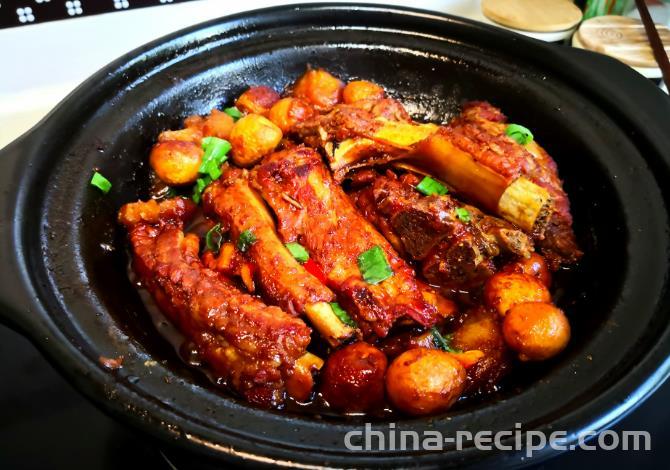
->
[0,136,44,337]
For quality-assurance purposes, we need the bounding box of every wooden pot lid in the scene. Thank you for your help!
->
[572,31,662,78]
[482,0,583,33]
[577,15,670,68]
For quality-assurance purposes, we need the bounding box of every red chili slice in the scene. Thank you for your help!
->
[303,258,328,285]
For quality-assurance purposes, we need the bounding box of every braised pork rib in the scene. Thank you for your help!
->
[251,146,454,337]
[119,198,312,407]
[351,171,533,292]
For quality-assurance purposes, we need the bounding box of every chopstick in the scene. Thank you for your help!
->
[634,0,670,86]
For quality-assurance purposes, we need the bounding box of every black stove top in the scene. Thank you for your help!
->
[0,322,666,469]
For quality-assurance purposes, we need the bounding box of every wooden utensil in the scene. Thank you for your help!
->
[634,0,670,87]
[577,15,670,68]
[482,0,583,32]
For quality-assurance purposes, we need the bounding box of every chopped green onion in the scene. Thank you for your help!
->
[224,106,243,121]
[237,229,256,252]
[199,137,231,180]
[285,242,309,264]
[357,245,393,285]
[192,176,212,204]
[416,176,448,196]
[90,171,112,194]
[329,302,357,328]
[191,137,231,203]
[455,207,471,223]
[505,124,534,145]
[205,223,224,254]
[431,327,461,353]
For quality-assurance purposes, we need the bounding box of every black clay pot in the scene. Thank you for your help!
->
[1,3,670,468]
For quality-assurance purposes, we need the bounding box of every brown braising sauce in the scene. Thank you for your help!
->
[127,169,571,419]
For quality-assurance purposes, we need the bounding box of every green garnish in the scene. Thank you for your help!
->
[192,176,212,204]
[191,137,232,203]
[90,171,112,194]
[431,327,461,353]
[357,245,393,285]
[285,242,309,264]
[205,223,224,254]
[224,106,243,121]
[455,207,471,223]
[416,176,448,196]
[199,137,231,180]
[505,124,534,145]
[237,229,256,252]
[330,302,357,328]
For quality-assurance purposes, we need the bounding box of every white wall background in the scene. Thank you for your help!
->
[0,0,487,148]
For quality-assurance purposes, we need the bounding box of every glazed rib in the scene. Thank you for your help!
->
[118,198,312,407]
[351,172,533,291]
[292,100,580,268]
[203,169,355,346]
[251,146,453,338]
[441,101,581,268]
[293,105,437,179]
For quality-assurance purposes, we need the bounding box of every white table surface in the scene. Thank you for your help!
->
[0,0,666,150]
[0,0,491,149]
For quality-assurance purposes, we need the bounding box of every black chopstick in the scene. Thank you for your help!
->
[634,0,670,85]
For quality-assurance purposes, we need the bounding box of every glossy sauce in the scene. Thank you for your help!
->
[126,177,572,419]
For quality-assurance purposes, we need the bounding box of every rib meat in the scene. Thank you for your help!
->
[292,100,580,269]
[118,197,312,407]
[203,169,355,346]
[251,146,453,338]
[443,101,581,268]
[203,168,335,315]
[351,171,533,292]
[293,105,437,179]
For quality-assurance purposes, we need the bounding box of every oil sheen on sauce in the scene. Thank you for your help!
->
[125,180,553,418]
